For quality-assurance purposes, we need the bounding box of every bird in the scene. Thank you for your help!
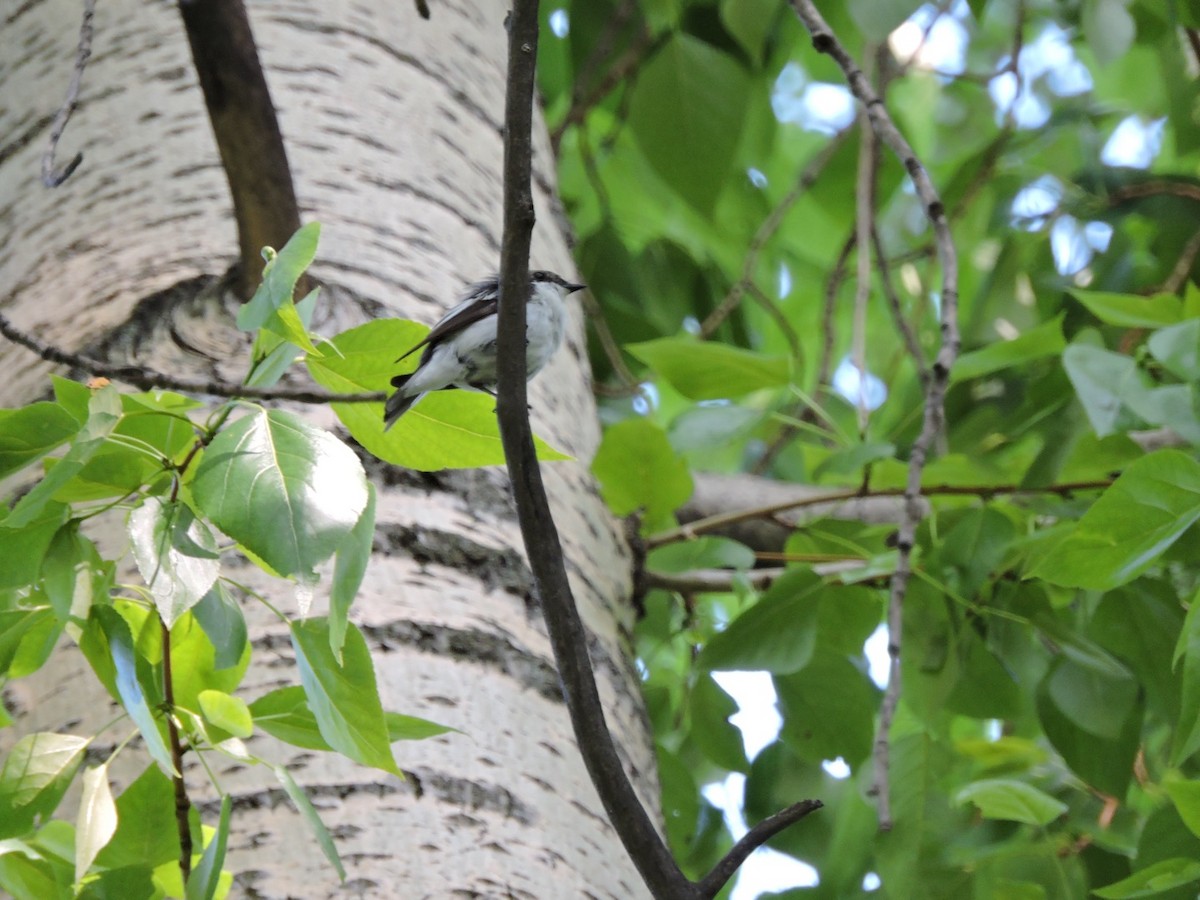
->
[384,270,586,428]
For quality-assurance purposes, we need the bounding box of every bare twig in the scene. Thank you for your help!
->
[495,4,695,898]
[697,800,824,897]
[580,290,644,395]
[790,0,961,829]
[1153,226,1200,294]
[644,567,790,594]
[745,282,803,366]
[0,313,383,404]
[41,0,96,188]
[701,132,849,337]
[649,478,1111,550]
[496,6,818,897]
[852,83,877,433]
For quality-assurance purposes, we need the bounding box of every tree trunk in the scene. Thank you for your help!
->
[0,1,656,896]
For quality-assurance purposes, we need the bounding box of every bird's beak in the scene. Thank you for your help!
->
[566,282,587,294]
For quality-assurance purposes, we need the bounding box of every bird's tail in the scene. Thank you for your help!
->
[384,374,421,429]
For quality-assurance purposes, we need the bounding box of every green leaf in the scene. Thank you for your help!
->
[0,502,67,590]
[290,619,400,776]
[698,570,822,673]
[191,406,369,580]
[1148,318,1200,381]
[1030,450,1200,589]
[245,289,321,389]
[184,794,230,900]
[645,536,755,573]
[128,499,220,628]
[74,765,117,886]
[1174,590,1200,764]
[1071,290,1183,328]
[688,675,748,772]
[273,765,346,881]
[306,319,568,470]
[166,613,249,715]
[628,336,792,400]
[198,690,253,739]
[1094,858,1200,899]
[262,292,323,357]
[250,686,331,751]
[3,386,122,528]
[251,686,453,749]
[720,0,782,63]
[848,0,922,41]
[951,315,1066,382]
[0,403,80,480]
[237,222,320,332]
[330,483,375,664]
[41,523,98,625]
[383,712,456,741]
[95,765,181,869]
[591,419,693,524]
[954,779,1067,826]
[775,650,879,764]
[191,583,248,671]
[1164,778,1200,840]
[1081,0,1136,67]
[0,732,88,839]
[1061,344,1147,437]
[96,607,175,776]
[628,35,750,213]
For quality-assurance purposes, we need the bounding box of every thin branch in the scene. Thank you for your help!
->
[497,7,818,897]
[644,567,789,594]
[0,312,383,404]
[790,0,961,829]
[745,281,803,366]
[650,475,1111,549]
[161,619,193,881]
[1107,180,1200,205]
[177,0,304,298]
[1153,226,1200,294]
[696,800,824,898]
[873,224,929,383]
[580,289,644,396]
[852,82,877,433]
[701,131,849,337]
[41,0,96,187]
[494,4,696,899]
[750,231,854,475]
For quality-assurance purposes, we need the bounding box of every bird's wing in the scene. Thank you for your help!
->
[394,280,502,363]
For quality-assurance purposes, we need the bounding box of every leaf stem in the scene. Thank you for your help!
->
[160,618,193,881]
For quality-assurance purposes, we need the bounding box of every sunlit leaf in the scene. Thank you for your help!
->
[306,319,568,470]
[128,498,220,627]
[74,765,117,885]
[191,406,368,580]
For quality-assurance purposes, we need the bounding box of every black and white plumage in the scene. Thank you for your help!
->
[384,270,586,428]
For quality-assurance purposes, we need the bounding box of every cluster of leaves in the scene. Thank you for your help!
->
[0,224,578,897]
[542,0,1200,897]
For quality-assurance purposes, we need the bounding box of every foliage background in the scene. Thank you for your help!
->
[541,0,1200,897]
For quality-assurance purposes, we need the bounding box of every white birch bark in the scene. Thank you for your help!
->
[0,1,656,896]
